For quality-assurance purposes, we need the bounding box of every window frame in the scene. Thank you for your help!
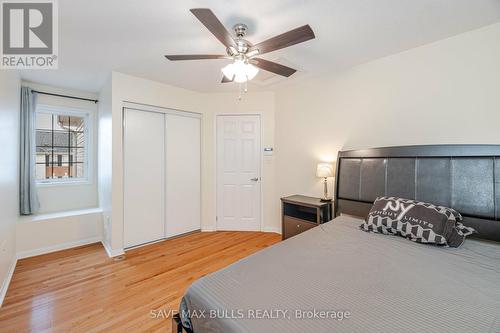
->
[35,104,93,186]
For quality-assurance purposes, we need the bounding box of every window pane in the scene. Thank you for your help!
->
[57,115,85,131]
[71,162,86,178]
[36,146,52,156]
[35,110,88,182]
[35,113,53,147]
[68,148,78,177]
[35,162,51,180]
[76,147,86,164]
[36,148,67,164]
[67,116,86,148]
[70,130,85,147]
[51,163,72,179]
[71,147,86,178]
[53,115,85,146]
[35,153,49,164]
[52,130,70,147]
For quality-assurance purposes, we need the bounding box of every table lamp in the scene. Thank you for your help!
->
[316,163,334,201]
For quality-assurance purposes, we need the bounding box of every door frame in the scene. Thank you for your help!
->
[122,102,202,250]
[214,113,264,232]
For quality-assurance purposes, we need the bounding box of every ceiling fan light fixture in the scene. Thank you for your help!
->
[246,49,260,58]
[244,63,259,80]
[226,46,238,57]
[221,60,259,83]
[221,62,236,81]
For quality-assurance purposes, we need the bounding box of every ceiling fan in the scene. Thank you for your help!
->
[165,8,315,85]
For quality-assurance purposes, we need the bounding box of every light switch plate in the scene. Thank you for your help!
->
[263,147,273,156]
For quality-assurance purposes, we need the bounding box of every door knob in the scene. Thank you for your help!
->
[250,177,259,182]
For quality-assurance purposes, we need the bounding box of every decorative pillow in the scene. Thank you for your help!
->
[360,197,476,247]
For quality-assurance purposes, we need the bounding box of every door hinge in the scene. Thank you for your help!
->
[216,216,218,221]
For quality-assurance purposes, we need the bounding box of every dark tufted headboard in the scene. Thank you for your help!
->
[333,145,500,242]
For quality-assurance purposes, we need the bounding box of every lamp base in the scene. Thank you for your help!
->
[320,177,332,202]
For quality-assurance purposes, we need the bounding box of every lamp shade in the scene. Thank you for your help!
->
[316,163,334,178]
[221,60,259,83]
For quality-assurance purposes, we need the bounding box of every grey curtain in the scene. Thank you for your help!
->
[19,87,39,215]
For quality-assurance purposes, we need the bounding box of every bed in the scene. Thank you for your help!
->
[174,145,500,333]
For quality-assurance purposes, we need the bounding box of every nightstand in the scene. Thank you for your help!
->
[281,195,333,240]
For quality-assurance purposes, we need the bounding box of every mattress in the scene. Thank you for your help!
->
[180,216,500,333]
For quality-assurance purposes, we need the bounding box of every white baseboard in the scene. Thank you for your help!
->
[101,241,124,258]
[0,257,17,308]
[202,228,282,234]
[262,227,282,234]
[16,236,102,260]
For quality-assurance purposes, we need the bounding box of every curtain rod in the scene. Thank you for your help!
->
[32,90,98,103]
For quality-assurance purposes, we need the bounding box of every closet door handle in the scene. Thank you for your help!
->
[250,177,259,182]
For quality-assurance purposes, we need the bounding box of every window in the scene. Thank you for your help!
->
[35,106,91,184]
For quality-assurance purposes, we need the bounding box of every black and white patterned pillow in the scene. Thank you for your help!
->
[360,197,476,247]
[455,221,476,237]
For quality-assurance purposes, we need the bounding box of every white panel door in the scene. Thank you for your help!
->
[123,108,165,248]
[165,114,201,237]
[216,115,261,231]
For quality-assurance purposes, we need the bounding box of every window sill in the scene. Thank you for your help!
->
[19,207,102,223]
[36,179,92,187]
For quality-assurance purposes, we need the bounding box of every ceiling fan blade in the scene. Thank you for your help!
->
[221,76,233,83]
[251,58,296,77]
[190,8,236,48]
[165,54,230,61]
[250,25,315,55]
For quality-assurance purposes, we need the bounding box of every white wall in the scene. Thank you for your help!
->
[98,77,113,248]
[204,92,278,233]
[22,81,99,213]
[16,210,102,258]
[99,72,277,252]
[275,22,500,200]
[0,71,20,306]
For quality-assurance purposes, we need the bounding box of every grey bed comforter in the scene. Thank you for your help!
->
[180,216,500,333]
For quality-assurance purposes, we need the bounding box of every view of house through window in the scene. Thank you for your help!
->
[35,110,88,182]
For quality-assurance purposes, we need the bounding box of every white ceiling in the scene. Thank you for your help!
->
[20,0,500,93]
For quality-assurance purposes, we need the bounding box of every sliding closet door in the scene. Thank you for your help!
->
[165,114,201,237]
[123,108,165,248]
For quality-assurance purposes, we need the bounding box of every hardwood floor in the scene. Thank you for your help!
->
[0,231,281,333]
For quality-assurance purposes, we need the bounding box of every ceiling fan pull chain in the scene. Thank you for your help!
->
[238,83,242,101]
